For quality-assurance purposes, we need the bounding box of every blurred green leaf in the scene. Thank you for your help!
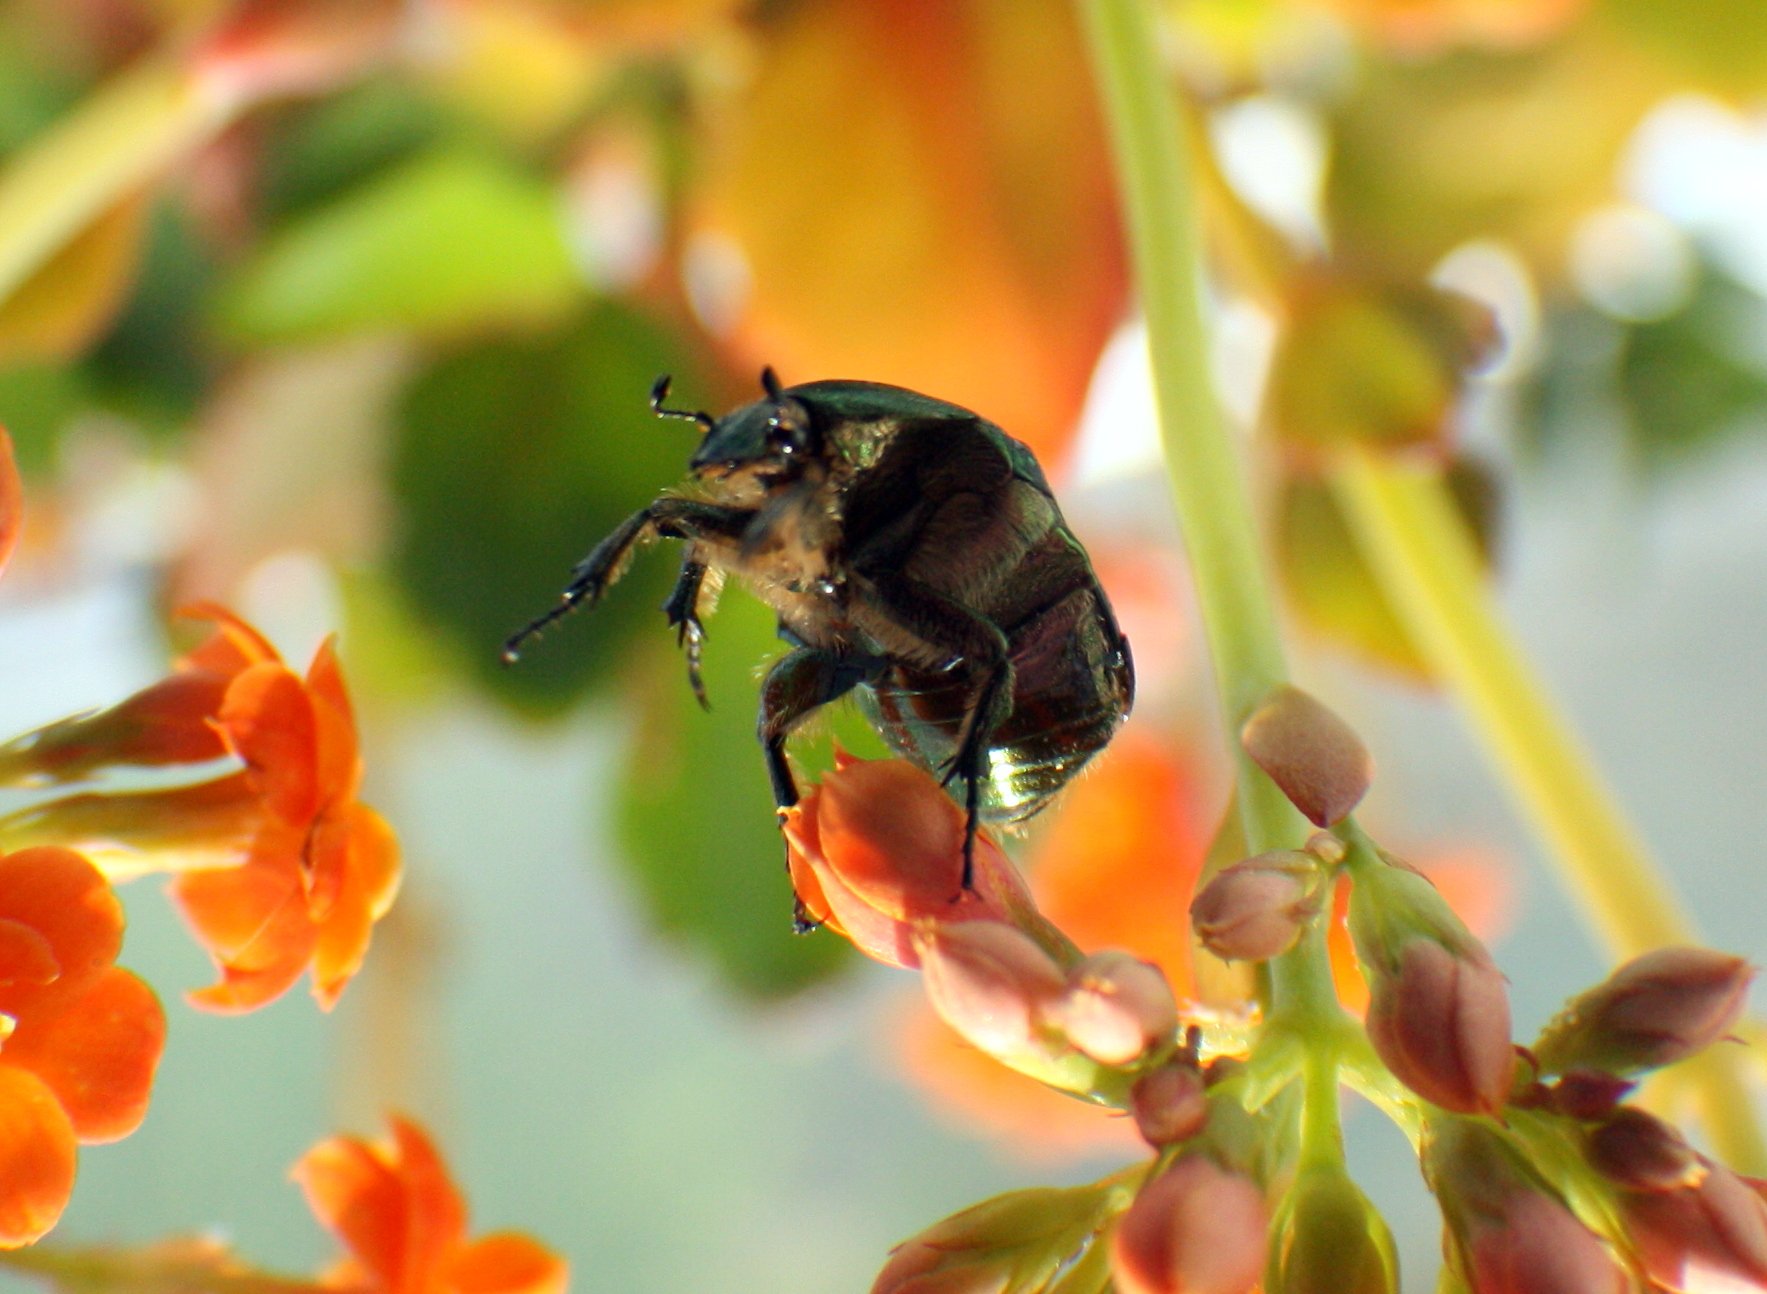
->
[218,146,579,342]
[1267,275,1495,455]
[617,591,854,998]
[1616,266,1767,464]
[1600,0,1767,94]
[256,81,452,221]
[0,362,88,473]
[389,301,699,709]
[1325,34,1662,280]
[85,203,219,435]
[1277,460,1499,679]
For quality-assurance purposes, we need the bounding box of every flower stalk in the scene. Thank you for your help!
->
[1077,0,1346,1169]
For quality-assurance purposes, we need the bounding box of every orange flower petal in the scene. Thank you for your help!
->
[0,1065,78,1249]
[1,967,165,1142]
[170,853,316,1013]
[0,427,21,582]
[219,663,321,826]
[304,637,362,806]
[0,918,58,987]
[294,1132,409,1289]
[174,603,283,677]
[309,805,402,1009]
[390,1116,469,1282]
[449,1233,569,1294]
[0,848,123,984]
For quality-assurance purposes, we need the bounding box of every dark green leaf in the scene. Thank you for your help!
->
[616,591,854,998]
[389,301,699,709]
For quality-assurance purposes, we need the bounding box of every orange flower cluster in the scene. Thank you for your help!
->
[0,428,404,1251]
[297,1117,567,1294]
[0,847,164,1247]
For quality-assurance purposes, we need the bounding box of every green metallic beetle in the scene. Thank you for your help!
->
[505,369,1134,902]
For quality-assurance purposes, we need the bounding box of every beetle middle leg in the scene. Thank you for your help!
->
[758,646,886,931]
[662,557,711,710]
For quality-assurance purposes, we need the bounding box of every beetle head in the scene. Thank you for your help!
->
[679,367,823,486]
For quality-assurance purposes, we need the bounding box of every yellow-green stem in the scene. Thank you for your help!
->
[1077,0,1344,1117]
[1333,447,1766,1170]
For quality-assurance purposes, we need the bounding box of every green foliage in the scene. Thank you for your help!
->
[389,301,696,710]
[218,146,580,342]
[616,591,853,997]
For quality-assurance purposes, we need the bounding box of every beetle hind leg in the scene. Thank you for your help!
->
[757,647,885,928]
[938,661,1015,891]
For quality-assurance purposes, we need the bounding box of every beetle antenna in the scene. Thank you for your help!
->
[760,366,784,401]
[649,374,714,432]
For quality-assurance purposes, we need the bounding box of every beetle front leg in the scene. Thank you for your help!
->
[757,647,885,930]
[662,558,710,710]
[503,498,751,662]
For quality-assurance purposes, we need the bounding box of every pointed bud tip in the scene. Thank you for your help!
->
[1241,685,1372,827]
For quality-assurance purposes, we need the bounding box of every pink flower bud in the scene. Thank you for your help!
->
[1189,851,1324,962]
[1043,951,1178,1066]
[913,921,1066,1058]
[1240,685,1372,828]
[1266,1167,1398,1294]
[1533,947,1753,1079]
[1621,1157,1767,1291]
[1583,1108,1701,1192]
[1364,937,1514,1115]
[785,757,1035,969]
[1129,1061,1208,1147]
[1425,1119,1627,1294]
[1110,1157,1268,1294]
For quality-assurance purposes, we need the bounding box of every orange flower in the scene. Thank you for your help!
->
[164,604,401,1012]
[295,1116,567,1294]
[0,847,165,1248]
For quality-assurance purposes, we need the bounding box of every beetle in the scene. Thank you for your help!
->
[504,369,1133,908]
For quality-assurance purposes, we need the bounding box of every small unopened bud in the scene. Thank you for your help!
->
[1240,684,1372,827]
[1129,1060,1208,1147]
[1304,831,1346,865]
[1365,937,1514,1115]
[1349,855,1514,1114]
[1190,851,1324,962]
[913,921,1066,1058]
[1044,951,1178,1066]
[1532,947,1753,1079]
[1583,1108,1701,1192]
[1110,1157,1268,1294]
[1266,1167,1398,1294]
[1622,1155,1767,1292]
[1425,1119,1627,1294]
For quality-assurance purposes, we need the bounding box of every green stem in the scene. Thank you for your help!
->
[1077,0,1347,1153]
[1332,447,1766,1171]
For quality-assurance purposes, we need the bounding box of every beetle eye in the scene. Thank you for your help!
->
[767,410,808,457]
